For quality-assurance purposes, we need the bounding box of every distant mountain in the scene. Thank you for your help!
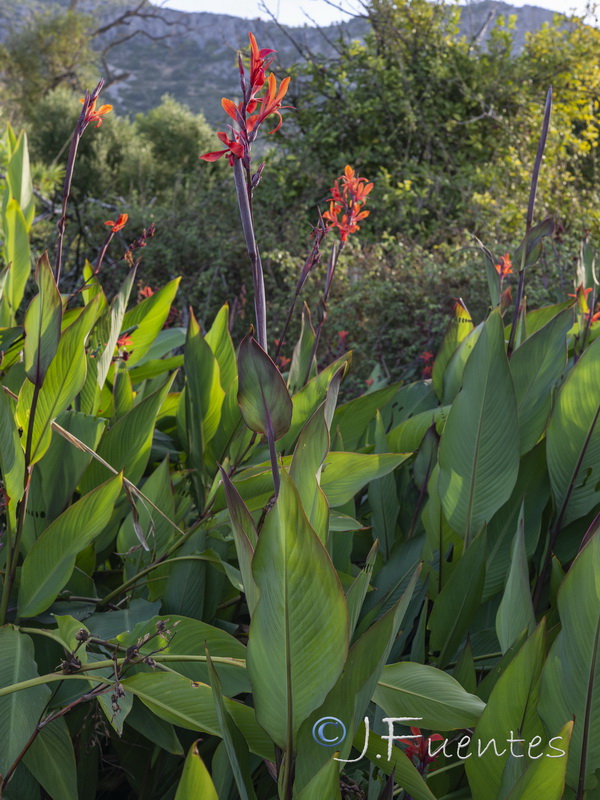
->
[0,0,563,123]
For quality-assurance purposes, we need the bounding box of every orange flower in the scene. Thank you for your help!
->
[323,165,373,242]
[80,97,112,128]
[104,213,128,233]
[200,131,245,165]
[247,73,291,134]
[138,285,155,301]
[568,284,593,315]
[116,333,133,348]
[495,253,513,279]
[249,32,276,99]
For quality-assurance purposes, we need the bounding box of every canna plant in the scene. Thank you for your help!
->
[0,34,598,800]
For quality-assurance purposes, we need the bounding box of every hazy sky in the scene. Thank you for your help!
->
[152,0,591,28]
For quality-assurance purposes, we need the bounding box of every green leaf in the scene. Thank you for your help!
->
[206,649,257,800]
[80,374,175,493]
[442,322,483,405]
[546,336,600,526]
[538,532,600,792]
[465,622,547,800]
[432,299,474,400]
[510,307,572,454]
[23,253,62,388]
[513,217,554,270]
[121,671,274,760]
[369,412,400,559]
[495,507,535,653]
[247,470,349,749]
[206,305,236,392]
[126,699,183,755]
[295,759,341,800]
[183,309,224,445]
[373,662,485,730]
[278,354,351,452]
[174,741,218,800]
[219,467,259,615]
[288,301,317,394]
[95,265,137,388]
[504,721,573,800]
[438,310,520,542]
[4,130,34,228]
[1,198,31,324]
[121,277,180,367]
[321,451,410,507]
[17,297,101,465]
[22,718,78,800]
[428,529,487,667]
[0,628,49,777]
[116,614,249,698]
[18,473,123,617]
[290,367,343,541]
[237,332,292,439]
[331,382,401,452]
[293,568,420,793]
[0,387,25,518]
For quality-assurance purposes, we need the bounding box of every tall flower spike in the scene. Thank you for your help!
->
[323,165,373,242]
[80,97,112,128]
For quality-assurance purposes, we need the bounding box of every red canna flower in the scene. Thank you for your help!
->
[323,165,373,242]
[247,73,291,134]
[104,213,128,233]
[116,334,134,349]
[591,302,600,323]
[338,330,349,347]
[200,131,245,165]
[495,253,513,279]
[249,32,276,99]
[398,727,444,770]
[80,97,112,128]
[138,285,155,301]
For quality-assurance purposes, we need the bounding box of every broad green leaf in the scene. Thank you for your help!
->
[126,699,183,755]
[295,759,341,800]
[373,662,485,730]
[368,412,400,560]
[438,310,520,542]
[293,568,419,792]
[220,467,259,615]
[80,374,175,493]
[523,301,573,337]
[22,717,77,800]
[174,741,218,800]
[513,217,554,270]
[432,299,473,400]
[428,529,487,667]
[95,265,137,388]
[206,305,236,392]
[510,307,572,454]
[121,671,274,760]
[136,326,186,365]
[504,721,573,800]
[120,277,180,367]
[465,622,547,800]
[18,473,123,617]
[1,198,30,325]
[538,532,600,792]
[387,405,449,453]
[331,382,401,452]
[288,301,317,394]
[290,367,343,540]
[4,131,34,228]
[247,470,349,749]
[442,322,483,404]
[17,296,100,465]
[321,451,410,507]
[206,650,257,800]
[495,507,535,653]
[278,354,351,452]
[23,253,62,388]
[0,628,49,777]
[116,614,249,697]
[237,332,292,439]
[182,309,224,445]
[0,388,25,518]
[546,336,600,526]
[22,410,106,551]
